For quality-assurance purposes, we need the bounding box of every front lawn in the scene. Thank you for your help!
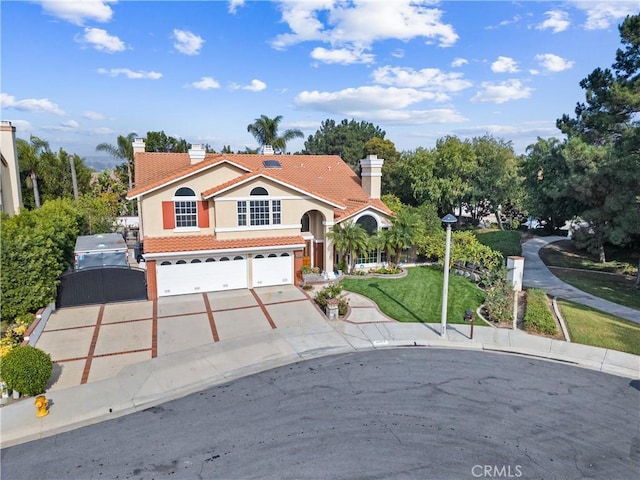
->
[475,229,522,258]
[540,240,638,274]
[558,300,640,356]
[341,266,485,324]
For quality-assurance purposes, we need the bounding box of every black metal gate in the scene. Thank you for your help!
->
[56,267,147,308]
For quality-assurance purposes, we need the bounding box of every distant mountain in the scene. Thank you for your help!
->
[82,156,122,172]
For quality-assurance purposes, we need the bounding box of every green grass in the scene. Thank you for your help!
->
[475,229,522,257]
[558,299,640,356]
[549,267,640,311]
[539,240,638,275]
[341,266,485,324]
[523,288,557,335]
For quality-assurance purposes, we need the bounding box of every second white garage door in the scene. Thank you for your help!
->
[156,256,247,297]
[251,253,293,288]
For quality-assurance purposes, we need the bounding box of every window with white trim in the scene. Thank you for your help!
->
[236,187,283,226]
[355,250,378,265]
[175,187,197,228]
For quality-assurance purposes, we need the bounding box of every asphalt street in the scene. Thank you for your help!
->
[2,348,639,480]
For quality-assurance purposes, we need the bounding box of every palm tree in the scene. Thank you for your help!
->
[246,115,303,154]
[328,222,370,272]
[16,135,50,208]
[96,132,137,191]
[384,209,425,266]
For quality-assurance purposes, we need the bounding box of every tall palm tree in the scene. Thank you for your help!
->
[328,222,370,272]
[96,132,137,191]
[246,115,303,154]
[16,135,50,208]
[385,209,425,265]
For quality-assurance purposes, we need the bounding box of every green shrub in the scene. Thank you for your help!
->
[481,266,513,323]
[300,265,314,274]
[0,345,53,396]
[523,289,557,335]
[314,283,348,316]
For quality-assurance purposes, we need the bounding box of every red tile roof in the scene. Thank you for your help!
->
[129,152,392,217]
[144,235,306,254]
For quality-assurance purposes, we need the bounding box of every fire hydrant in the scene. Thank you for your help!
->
[34,395,49,417]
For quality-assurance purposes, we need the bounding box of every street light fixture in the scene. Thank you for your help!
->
[440,213,457,337]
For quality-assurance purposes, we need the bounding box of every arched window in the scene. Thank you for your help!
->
[205,258,215,262]
[220,257,230,261]
[255,254,264,259]
[280,253,290,257]
[174,187,197,228]
[176,260,187,264]
[160,261,172,266]
[268,253,277,258]
[356,215,378,235]
[250,187,268,196]
[234,256,244,260]
[191,259,201,263]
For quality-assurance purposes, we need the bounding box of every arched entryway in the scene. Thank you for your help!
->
[300,209,326,270]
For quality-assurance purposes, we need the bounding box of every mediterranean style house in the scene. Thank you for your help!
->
[0,121,23,216]
[127,140,393,299]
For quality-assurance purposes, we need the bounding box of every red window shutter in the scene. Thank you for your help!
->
[198,200,210,228]
[162,201,175,229]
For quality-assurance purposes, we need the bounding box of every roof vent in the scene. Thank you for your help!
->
[262,159,281,168]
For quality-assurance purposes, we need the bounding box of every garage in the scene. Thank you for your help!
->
[251,252,293,288]
[156,255,247,297]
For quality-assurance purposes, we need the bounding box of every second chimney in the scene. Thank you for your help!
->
[188,144,206,164]
[360,154,384,199]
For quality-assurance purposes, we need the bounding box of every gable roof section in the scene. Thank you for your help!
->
[129,152,393,217]
[143,234,305,255]
[202,172,345,209]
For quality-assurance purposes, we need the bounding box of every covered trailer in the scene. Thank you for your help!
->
[74,233,128,270]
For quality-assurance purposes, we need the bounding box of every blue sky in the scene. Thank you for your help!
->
[2,1,638,164]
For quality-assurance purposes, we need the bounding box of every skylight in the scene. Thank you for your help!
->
[262,159,281,168]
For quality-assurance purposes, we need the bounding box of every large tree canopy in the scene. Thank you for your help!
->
[303,119,386,170]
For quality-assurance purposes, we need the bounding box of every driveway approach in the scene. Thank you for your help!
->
[35,286,325,391]
[2,349,638,480]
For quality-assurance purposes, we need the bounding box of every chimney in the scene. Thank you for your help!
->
[132,138,146,154]
[261,145,274,155]
[188,143,206,164]
[359,154,384,199]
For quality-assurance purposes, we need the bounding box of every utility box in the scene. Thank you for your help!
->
[507,256,525,291]
[74,233,128,270]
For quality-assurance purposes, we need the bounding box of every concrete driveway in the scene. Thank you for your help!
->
[35,286,327,391]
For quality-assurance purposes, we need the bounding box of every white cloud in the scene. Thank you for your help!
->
[310,47,374,65]
[0,93,65,115]
[36,0,115,25]
[535,53,575,72]
[363,109,467,125]
[97,68,162,79]
[391,49,405,59]
[230,79,267,92]
[83,111,106,120]
[76,27,126,53]
[271,0,458,52]
[296,86,445,113]
[372,66,472,93]
[491,56,519,73]
[471,80,533,104]
[536,10,570,33]
[486,14,522,30]
[228,0,245,14]
[451,57,468,68]
[61,120,80,128]
[454,121,557,139]
[189,77,221,90]
[571,1,638,30]
[172,29,204,55]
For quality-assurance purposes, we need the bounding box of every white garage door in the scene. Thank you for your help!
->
[252,252,293,288]
[156,256,247,297]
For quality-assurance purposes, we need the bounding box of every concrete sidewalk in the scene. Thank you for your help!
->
[522,236,640,324]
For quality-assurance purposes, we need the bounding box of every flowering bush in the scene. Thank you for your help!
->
[0,324,27,358]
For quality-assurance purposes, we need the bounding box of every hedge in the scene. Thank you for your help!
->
[523,288,557,335]
[0,345,53,396]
